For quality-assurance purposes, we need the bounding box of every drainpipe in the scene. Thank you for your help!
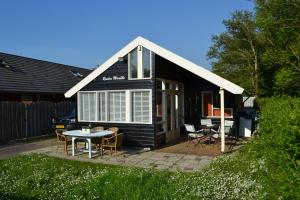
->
[219,88,225,153]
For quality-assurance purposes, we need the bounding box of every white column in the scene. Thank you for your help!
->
[219,88,225,152]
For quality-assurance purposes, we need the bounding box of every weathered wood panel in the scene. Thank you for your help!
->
[0,101,75,143]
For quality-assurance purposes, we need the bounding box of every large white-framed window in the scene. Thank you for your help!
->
[131,91,151,123]
[78,92,97,121]
[108,91,126,122]
[128,46,153,80]
[78,89,152,124]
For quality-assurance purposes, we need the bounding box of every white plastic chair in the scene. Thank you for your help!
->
[200,119,213,127]
[184,124,205,143]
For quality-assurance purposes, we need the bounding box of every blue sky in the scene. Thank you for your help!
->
[0,0,254,69]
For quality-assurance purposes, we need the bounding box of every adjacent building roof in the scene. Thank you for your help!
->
[0,52,91,94]
[65,36,244,98]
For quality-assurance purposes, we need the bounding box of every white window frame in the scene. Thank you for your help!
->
[77,91,98,122]
[77,89,152,124]
[128,46,152,80]
[108,91,126,122]
[201,91,233,118]
[131,90,152,123]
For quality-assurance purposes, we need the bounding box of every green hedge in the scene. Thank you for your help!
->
[246,97,300,198]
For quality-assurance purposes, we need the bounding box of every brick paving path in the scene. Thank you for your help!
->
[1,138,215,172]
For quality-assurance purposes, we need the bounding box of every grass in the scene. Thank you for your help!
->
[1,97,299,199]
[0,153,265,200]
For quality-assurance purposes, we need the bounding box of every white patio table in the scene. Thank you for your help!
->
[63,130,113,158]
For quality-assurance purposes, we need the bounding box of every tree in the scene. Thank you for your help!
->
[256,0,300,96]
[207,10,263,96]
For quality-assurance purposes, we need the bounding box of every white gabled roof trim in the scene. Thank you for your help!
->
[65,36,244,98]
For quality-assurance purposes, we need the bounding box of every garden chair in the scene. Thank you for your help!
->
[56,129,74,155]
[210,120,234,143]
[200,118,213,127]
[91,126,105,149]
[92,126,104,131]
[184,124,209,145]
[102,133,124,155]
[107,127,119,135]
[225,120,234,135]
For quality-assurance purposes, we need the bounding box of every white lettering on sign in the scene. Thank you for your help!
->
[102,76,125,81]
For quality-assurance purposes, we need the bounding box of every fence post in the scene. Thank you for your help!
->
[25,104,28,138]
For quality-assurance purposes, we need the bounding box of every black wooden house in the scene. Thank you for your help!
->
[65,37,244,149]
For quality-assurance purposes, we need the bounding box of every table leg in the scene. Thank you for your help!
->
[87,138,92,158]
[72,137,76,156]
[101,137,103,158]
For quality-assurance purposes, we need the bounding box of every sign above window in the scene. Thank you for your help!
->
[102,76,125,81]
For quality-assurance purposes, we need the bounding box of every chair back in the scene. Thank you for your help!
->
[225,120,234,127]
[116,133,123,148]
[92,126,104,131]
[224,120,234,134]
[108,127,119,136]
[184,124,195,132]
[56,129,66,142]
[201,119,213,126]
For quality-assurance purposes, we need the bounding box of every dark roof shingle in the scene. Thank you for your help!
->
[0,52,91,94]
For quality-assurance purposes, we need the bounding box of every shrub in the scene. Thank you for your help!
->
[246,97,300,198]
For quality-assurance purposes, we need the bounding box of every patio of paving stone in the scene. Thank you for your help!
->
[20,138,215,172]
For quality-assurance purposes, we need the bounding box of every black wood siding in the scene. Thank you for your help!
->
[155,55,237,127]
[81,56,156,148]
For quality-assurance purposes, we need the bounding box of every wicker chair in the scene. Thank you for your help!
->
[107,127,119,135]
[102,133,124,155]
[92,126,104,132]
[56,129,73,155]
[91,126,105,149]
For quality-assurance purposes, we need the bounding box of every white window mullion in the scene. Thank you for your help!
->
[105,91,108,121]
[95,92,98,122]
[126,91,131,122]
[88,93,90,121]
[137,46,143,79]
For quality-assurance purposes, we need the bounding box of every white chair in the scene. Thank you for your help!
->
[211,120,234,141]
[200,118,213,127]
[225,120,234,135]
[184,124,205,143]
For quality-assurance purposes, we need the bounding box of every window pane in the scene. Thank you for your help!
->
[132,91,150,123]
[129,48,138,79]
[142,47,151,78]
[82,93,89,121]
[109,91,126,122]
[80,92,96,121]
[90,93,96,121]
[98,92,106,121]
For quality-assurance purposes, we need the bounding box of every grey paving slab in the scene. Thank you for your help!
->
[1,138,215,172]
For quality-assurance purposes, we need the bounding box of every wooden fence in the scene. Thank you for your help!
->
[0,101,75,143]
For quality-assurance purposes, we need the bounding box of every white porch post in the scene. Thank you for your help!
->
[219,88,225,152]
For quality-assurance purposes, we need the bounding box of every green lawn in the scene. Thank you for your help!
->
[1,97,299,200]
[0,153,264,200]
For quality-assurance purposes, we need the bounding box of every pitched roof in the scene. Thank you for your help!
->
[0,52,91,94]
[65,36,244,97]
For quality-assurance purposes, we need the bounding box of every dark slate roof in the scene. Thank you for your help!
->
[0,52,91,94]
